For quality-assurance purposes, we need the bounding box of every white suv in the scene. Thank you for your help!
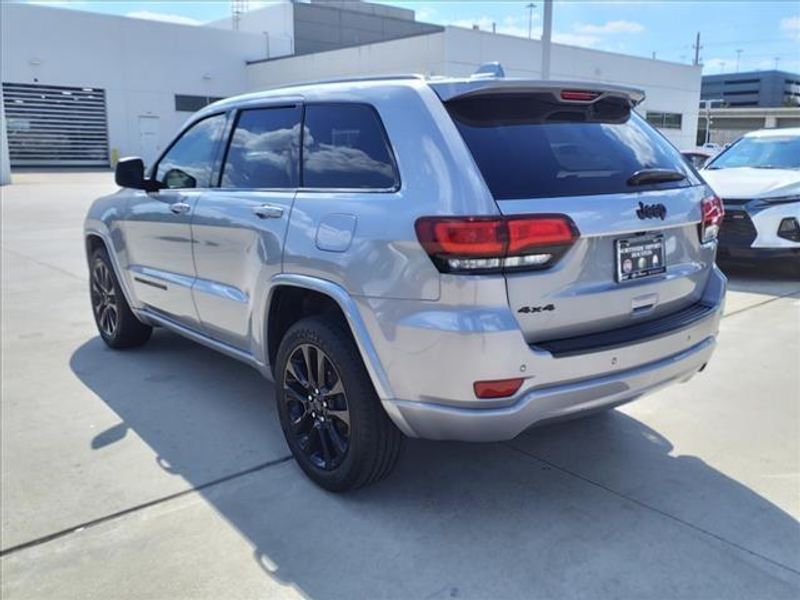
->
[85,74,726,490]
[702,127,800,266]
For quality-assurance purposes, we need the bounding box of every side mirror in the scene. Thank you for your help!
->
[115,157,146,189]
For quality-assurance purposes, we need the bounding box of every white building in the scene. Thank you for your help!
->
[1,0,702,172]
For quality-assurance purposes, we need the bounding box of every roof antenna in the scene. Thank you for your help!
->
[472,62,505,79]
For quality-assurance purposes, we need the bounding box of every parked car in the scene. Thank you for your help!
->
[702,128,800,266]
[681,148,715,169]
[84,74,726,490]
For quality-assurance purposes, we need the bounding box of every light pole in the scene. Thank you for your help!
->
[526,3,536,39]
[541,0,553,79]
[735,49,743,72]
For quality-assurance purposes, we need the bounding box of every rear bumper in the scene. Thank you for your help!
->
[391,336,715,441]
[370,266,726,441]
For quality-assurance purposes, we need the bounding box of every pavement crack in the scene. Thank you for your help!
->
[723,289,800,319]
[0,455,293,558]
[1,245,84,281]
[504,443,800,578]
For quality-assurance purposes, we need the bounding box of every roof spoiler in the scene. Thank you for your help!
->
[429,78,646,106]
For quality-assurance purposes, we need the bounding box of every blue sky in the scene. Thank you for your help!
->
[24,1,800,73]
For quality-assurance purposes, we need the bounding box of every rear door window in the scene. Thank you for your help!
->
[446,94,694,200]
[302,103,399,190]
[220,106,302,189]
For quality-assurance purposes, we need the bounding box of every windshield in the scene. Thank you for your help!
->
[707,135,800,170]
[446,93,695,200]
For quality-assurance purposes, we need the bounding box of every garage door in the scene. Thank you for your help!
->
[2,82,109,167]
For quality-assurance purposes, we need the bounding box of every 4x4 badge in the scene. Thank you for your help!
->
[518,304,555,314]
[636,202,667,220]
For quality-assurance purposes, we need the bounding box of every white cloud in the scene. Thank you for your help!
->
[442,14,644,49]
[125,10,201,26]
[780,15,800,39]
[415,6,438,23]
[574,20,645,35]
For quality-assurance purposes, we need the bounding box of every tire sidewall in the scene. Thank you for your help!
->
[275,318,374,491]
[91,249,123,346]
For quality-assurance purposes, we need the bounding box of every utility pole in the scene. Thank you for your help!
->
[692,31,702,66]
[774,57,781,70]
[526,3,536,39]
[735,49,743,72]
[541,0,553,79]
[232,0,248,31]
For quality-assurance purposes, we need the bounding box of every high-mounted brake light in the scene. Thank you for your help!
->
[415,215,579,274]
[700,194,724,244]
[560,90,601,102]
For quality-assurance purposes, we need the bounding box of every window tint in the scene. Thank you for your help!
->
[447,94,693,200]
[156,114,226,189]
[302,104,398,189]
[221,106,302,189]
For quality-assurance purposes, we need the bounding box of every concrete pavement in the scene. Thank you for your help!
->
[1,171,799,599]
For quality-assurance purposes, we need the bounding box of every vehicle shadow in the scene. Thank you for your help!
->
[718,259,800,297]
[70,333,800,598]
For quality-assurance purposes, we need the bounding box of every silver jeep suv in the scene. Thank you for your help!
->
[84,74,726,490]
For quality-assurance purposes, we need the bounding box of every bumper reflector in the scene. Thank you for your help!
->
[474,378,524,399]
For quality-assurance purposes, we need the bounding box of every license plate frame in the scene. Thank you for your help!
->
[615,233,667,283]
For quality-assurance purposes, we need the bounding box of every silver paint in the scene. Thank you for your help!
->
[84,76,726,442]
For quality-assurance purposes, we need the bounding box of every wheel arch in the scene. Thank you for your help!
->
[84,229,138,311]
[265,275,394,404]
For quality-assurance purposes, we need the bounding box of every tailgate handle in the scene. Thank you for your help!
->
[632,293,658,316]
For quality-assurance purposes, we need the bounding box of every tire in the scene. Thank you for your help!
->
[275,315,403,491]
[89,247,152,349]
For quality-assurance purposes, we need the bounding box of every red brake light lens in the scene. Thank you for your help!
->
[415,215,579,274]
[700,194,724,243]
[560,90,601,102]
[506,217,577,254]
[417,217,505,257]
[474,378,524,399]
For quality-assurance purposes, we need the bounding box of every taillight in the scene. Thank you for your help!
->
[415,215,579,274]
[700,194,724,244]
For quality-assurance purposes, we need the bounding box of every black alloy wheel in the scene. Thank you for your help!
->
[283,343,352,470]
[91,258,119,338]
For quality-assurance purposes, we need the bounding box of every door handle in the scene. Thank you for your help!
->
[169,202,191,215]
[252,204,284,219]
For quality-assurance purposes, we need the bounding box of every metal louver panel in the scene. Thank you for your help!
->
[2,82,109,166]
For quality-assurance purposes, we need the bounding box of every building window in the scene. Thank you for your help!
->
[174,95,226,113]
[646,112,683,130]
[723,78,760,85]
[723,90,758,96]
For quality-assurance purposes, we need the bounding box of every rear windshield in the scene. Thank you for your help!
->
[446,93,694,200]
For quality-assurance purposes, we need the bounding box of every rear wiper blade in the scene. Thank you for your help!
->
[627,168,687,186]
